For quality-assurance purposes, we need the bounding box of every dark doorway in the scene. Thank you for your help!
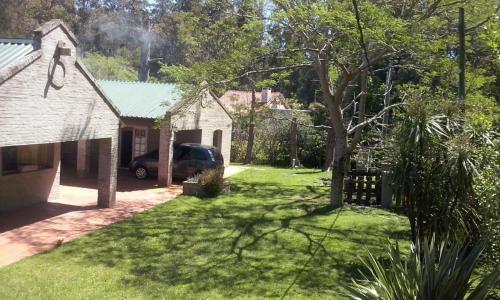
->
[121,130,133,167]
[175,129,202,144]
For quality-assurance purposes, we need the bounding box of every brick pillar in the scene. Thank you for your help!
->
[48,143,61,201]
[98,137,118,208]
[76,140,90,178]
[0,148,3,177]
[158,114,173,187]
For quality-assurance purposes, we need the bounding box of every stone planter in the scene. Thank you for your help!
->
[182,180,205,197]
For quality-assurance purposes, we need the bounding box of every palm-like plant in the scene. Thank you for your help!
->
[388,97,480,244]
[348,238,500,300]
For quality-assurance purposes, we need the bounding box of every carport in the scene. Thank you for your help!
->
[0,20,120,212]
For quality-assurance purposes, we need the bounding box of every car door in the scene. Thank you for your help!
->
[173,145,190,179]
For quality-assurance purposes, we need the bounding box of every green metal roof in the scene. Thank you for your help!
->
[96,80,184,119]
[0,39,34,70]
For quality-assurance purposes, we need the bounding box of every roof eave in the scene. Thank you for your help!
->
[0,49,42,85]
[75,58,121,118]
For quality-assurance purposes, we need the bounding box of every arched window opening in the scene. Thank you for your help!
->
[213,130,222,150]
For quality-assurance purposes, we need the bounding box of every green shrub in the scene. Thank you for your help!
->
[348,237,500,300]
[199,168,225,198]
[386,97,480,244]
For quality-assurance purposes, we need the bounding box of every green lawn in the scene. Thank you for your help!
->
[0,166,410,299]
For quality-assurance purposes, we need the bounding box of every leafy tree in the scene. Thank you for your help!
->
[0,0,78,37]
[83,51,138,80]
[168,0,488,207]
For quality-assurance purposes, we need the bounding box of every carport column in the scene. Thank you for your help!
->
[49,143,61,201]
[158,113,173,187]
[98,136,118,208]
[76,140,90,178]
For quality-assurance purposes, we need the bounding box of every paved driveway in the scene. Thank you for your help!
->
[0,170,182,268]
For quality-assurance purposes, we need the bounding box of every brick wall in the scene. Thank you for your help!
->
[0,26,120,148]
[171,92,232,166]
[0,24,120,210]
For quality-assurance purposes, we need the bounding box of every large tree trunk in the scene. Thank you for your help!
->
[330,131,347,207]
[322,127,334,171]
[244,89,256,164]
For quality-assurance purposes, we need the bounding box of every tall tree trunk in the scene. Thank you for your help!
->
[244,89,256,164]
[322,127,334,171]
[330,131,347,207]
[382,63,393,138]
[290,117,298,167]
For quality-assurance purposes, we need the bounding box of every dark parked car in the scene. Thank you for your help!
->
[129,143,224,180]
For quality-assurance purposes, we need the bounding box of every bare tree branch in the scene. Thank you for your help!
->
[347,102,405,135]
[352,0,371,69]
[341,91,364,113]
[216,63,312,84]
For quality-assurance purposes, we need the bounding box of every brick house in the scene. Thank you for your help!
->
[0,20,121,211]
[93,80,233,184]
[0,20,232,213]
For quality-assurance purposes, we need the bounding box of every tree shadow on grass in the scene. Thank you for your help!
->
[57,181,409,299]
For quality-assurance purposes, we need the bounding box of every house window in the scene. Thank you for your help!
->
[1,144,54,175]
[213,130,222,150]
[134,128,147,158]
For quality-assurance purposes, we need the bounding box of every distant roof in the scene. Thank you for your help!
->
[219,90,289,113]
[0,39,34,70]
[96,80,183,119]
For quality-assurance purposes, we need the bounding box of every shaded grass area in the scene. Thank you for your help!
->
[0,166,410,299]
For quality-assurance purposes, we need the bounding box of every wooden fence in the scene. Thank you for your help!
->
[344,168,382,205]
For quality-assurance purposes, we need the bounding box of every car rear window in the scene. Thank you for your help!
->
[207,149,215,162]
[190,148,209,160]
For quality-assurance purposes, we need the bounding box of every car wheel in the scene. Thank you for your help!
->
[134,166,148,180]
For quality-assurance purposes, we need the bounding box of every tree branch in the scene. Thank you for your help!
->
[352,0,370,69]
[217,63,312,84]
[347,102,404,135]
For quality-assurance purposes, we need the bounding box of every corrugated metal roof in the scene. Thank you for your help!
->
[96,80,183,119]
[0,39,34,70]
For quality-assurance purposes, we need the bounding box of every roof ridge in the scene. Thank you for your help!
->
[0,38,33,45]
[96,79,178,85]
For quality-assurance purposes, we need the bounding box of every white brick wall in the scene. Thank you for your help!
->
[171,92,232,166]
[0,27,120,147]
[0,24,120,211]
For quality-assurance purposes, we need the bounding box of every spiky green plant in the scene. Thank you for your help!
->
[387,97,480,243]
[348,238,500,300]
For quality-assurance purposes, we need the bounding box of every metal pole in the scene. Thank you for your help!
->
[458,7,466,104]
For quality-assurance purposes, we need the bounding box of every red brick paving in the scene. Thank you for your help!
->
[0,172,182,268]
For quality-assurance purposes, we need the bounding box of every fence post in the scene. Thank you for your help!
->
[381,164,393,209]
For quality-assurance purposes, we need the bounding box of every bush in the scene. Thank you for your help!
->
[386,97,481,244]
[231,107,327,168]
[348,237,500,300]
[199,168,225,198]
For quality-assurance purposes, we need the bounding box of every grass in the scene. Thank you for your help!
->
[0,166,410,299]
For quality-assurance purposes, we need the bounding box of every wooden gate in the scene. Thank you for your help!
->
[344,169,382,205]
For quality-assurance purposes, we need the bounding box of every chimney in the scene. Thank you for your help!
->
[261,88,272,103]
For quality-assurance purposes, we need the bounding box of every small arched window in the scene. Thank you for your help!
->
[213,130,222,150]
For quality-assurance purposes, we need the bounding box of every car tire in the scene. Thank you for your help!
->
[134,166,148,180]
